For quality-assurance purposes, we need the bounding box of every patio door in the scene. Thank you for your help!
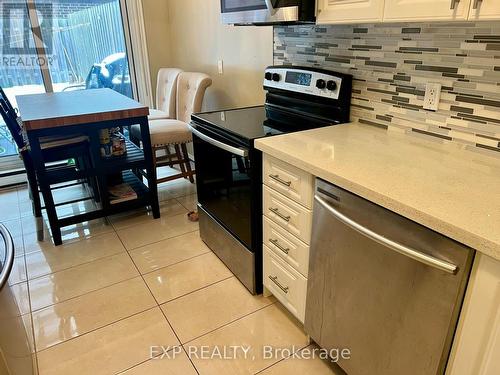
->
[0,0,140,185]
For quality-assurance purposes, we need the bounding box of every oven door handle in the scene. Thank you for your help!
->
[264,0,278,15]
[189,124,249,157]
[314,195,458,275]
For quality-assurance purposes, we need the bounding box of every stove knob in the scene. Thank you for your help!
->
[265,72,272,81]
[272,73,281,82]
[316,79,326,89]
[327,80,337,91]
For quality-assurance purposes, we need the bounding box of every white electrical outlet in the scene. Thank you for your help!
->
[423,82,442,111]
[218,59,224,74]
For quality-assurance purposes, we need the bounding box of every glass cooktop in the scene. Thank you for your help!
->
[192,105,335,145]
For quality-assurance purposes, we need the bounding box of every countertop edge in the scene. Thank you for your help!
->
[255,136,500,262]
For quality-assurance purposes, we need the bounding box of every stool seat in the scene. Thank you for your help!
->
[131,119,191,146]
[148,108,170,121]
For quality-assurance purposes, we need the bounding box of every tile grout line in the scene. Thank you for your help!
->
[35,305,159,354]
[18,189,40,375]
[125,228,199,253]
[30,273,143,313]
[179,300,277,346]
[114,222,202,375]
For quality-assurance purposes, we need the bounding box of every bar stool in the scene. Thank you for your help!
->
[148,68,183,120]
[136,72,212,185]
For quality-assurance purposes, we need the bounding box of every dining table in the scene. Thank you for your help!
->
[16,88,160,245]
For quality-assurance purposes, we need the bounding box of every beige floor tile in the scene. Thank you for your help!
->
[176,193,198,212]
[37,307,179,375]
[109,199,187,230]
[58,218,115,243]
[0,191,20,221]
[144,252,232,304]
[8,256,27,285]
[29,252,139,311]
[21,231,53,255]
[116,212,198,250]
[157,179,197,201]
[25,232,126,279]
[33,277,157,351]
[258,345,346,375]
[22,313,36,354]
[1,218,23,238]
[119,350,198,375]
[129,231,210,274]
[21,217,114,252]
[162,277,275,343]
[11,282,31,315]
[186,304,309,375]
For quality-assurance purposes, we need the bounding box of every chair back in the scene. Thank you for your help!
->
[176,72,212,123]
[156,68,182,118]
[0,86,17,118]
[0,99,25,149]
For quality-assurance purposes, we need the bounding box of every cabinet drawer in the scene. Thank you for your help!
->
[263,216,310,277]
[263,155,313,209]
[263,185,312,244]
[264,245,307,323]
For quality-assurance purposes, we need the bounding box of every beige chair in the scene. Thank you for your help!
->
[145,72,212,185]
[148,68,182,120]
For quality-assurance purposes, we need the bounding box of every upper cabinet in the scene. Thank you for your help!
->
[468,0,500,20]
[316,0,385,24]
[317,0,500,23]
[383,0,471,21]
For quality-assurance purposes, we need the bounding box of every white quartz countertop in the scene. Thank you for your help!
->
[255,122,500,261]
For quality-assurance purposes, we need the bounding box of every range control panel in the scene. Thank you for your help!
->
[263,67,343,100]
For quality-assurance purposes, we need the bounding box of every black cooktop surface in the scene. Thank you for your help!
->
[192,105,336,145]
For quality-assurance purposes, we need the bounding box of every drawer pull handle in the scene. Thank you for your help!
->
[269,174,292,187]
[450,0,460,9]
[269,208,291,222]
[269,238,290,254]
[473,0,482,9]
[269,275,289,294]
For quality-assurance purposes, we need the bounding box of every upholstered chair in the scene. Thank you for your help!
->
[148,68,182,120]
[147,72,212,184]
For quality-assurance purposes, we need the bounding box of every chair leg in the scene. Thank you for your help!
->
[23,155,42,217]
[181,143,195,183]
[174,145,187,177]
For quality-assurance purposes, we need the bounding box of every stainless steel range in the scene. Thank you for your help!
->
[189,66,352,294]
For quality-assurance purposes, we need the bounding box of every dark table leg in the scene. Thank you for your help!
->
[139,116,160,218]
[27,132,62,245]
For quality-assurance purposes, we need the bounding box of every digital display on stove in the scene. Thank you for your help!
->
[285,71,312,86]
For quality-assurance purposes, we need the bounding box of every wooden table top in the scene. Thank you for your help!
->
[16,88,149,131]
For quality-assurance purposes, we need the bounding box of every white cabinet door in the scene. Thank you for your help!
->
[469,0,500,20]
[316,0,385,24]
[384,0,471,21]
[446,253,500,375]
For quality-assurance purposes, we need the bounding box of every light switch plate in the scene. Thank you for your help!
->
[217,60,224,74]
[423,83,442,111]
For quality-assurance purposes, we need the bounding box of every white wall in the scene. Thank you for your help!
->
[143,0,274,111]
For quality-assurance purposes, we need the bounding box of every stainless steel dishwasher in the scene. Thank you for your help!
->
[305,179,474,375]
[0,224,37,375]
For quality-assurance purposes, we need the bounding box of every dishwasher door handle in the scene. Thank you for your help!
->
[314,195,458,274]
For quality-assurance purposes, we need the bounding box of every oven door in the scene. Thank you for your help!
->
[220,0,303,25]
[190,122,257,250]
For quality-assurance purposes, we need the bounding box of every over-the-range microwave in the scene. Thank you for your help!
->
[220,0,316,25]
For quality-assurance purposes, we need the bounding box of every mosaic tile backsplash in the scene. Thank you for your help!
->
[274,22,500,154]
